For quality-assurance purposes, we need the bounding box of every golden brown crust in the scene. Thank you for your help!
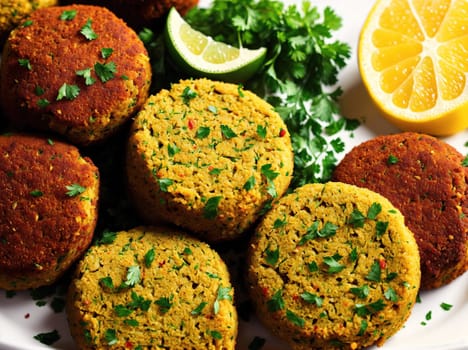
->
[0,4,151,145]
[0,133,99,290]
[332,132,468,290]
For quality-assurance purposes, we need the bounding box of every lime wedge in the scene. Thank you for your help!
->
[164,7,267,83]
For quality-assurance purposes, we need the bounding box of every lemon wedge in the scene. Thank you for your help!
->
[164,7,267,83]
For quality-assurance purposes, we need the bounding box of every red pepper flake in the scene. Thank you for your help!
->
[158,260,166,268]
[379,258,386,269]
[279,129,286,137]
[292,294,300,301]
[125,341,133,349]
[188,119,195,130]
[24,313,30,319]
[261,287,269,297]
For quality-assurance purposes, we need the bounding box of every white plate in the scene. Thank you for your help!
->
[1,1,467,349]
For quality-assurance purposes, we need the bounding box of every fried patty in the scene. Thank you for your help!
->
[247,182,420,349]
[0,133,99,290]
[0,0,57,45]
[0,4,151,146]
[126,78,294,242]
[332,132,468,290]
[67,225,238,350]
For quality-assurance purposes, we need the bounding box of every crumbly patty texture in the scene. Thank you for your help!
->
[332,132,468,290]
[0,0,57,44]
[126,78,294,242]
[247,182,421,350]
[67,225,238,350]
[0,133,99,290]
[0,4,151,146]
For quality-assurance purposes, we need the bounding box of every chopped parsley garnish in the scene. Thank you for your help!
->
[323,254,345,273]
[440,302,453,311]
[214,285,232,314]
[80,18,98,40]
[94,61,117,82]
[104,328,118,345]
[243,175,256,191]
[181,86,197,105]
[207,330,222,340]
[220,124,237,139]
[33,330,60,345]
[203,196,222,219]
[122,265,141,287]
[267,289,284,312]
[358,319,368,336]
[264,244,279,266]
[157,178,173,192]
[256,124,267,139]
[21,19,33,27]
[191,301,208,315]
[366,260,382,282]
[96,229,117,245]
[101,47,114,59]
[37,98,50,108]
[56,83,80,101]
[114,304,133,317]
[350,285,369,299]
[375,220,389,238]
[354,299,386,317]
[462,155,468,167]
[195,126,210,139]
[367,202,382,219]
[76,67,96,85]
[60,9,77,21]
[18,58,32,70]
[387,154,399,165]
[144,248,155,267]
[65,183,86,197]
[30,189,43,197]
[155,295,174,314]
[384,287,399,302]
[286,309,305,327]
[348,208,366,228]
[300,292,323,307]
[35,86,45,96]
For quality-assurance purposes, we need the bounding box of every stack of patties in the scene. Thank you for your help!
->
[333,132,468,290]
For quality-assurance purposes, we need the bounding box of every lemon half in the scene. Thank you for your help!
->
[358,0,468,136]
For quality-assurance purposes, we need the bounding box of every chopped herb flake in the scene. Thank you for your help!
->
[33,330,60,345]
[267,289,284,312]
[220,125,237,139]
[181,86,197,104]
[80,18,98,40]
[56,83,80,101]
[144,248,155,267]
[94,61,117,82]
[203,196,222,219]
[286,309,305,327]
[76,67,96,86]
[191,301,208,315]
[101,47,114,59]
[155,295,173,314]
[66,183,86,197]
[366,260,382,282]
[18,58,32,70]
[60,9,77,20]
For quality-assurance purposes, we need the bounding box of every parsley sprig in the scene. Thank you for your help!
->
[185,0,358,185]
